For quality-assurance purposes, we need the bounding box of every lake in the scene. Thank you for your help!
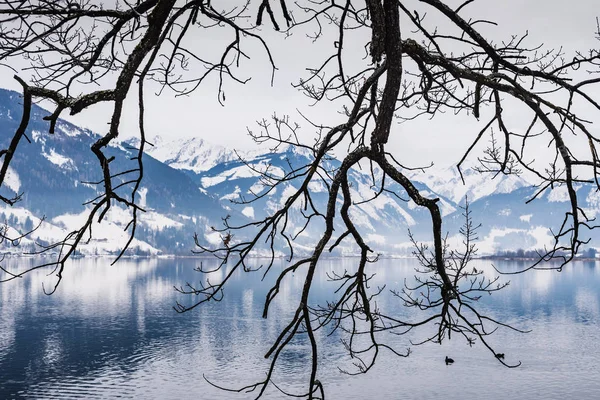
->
[1,257,599,399]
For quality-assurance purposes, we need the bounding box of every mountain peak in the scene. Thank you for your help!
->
[124,134,238,173]
[403,164,534,203]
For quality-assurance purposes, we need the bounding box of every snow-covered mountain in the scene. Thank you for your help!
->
[1,87,598,257]
[0,89,231,256]
[123,129,599,256]
[124,135,240,174]
[187,146,460,255]
[443,182,600,255]
[403,165,532,203]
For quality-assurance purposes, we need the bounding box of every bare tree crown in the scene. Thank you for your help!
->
[1,0,599,398]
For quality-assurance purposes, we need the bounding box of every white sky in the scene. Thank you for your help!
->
[0,0,598,169]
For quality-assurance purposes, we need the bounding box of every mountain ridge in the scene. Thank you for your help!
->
[0,88,597,258]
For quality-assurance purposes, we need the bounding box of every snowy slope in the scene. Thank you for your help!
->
[148,132,597,256]
[125,135,240,173]
[0,89,230,255]
[0,205,160,256]
[2,87,599,257]
[191,147,459,255]
[403,165,533,203]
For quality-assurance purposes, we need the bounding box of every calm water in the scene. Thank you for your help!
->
[0,257,599,399]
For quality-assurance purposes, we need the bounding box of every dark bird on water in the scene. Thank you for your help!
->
[445,356,454,365]
[495,353,505,360]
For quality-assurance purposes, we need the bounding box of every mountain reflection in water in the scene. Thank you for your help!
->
[0,257,598,399]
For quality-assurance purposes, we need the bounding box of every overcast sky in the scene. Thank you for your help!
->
[1,0,598,169]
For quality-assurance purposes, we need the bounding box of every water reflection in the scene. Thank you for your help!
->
[0,257,598,399]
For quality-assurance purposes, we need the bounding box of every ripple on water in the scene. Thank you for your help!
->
[1,258,599,399]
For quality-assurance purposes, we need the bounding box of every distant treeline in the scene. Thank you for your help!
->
[485,248,597,259]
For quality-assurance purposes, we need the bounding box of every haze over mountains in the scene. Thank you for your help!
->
[0,88,597,257]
